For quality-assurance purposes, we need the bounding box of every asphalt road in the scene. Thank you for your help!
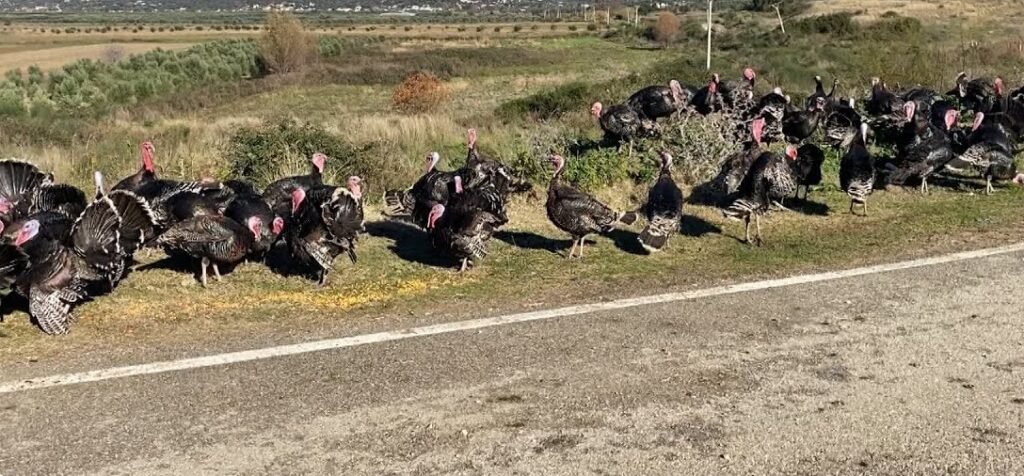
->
[2,251,1023,475]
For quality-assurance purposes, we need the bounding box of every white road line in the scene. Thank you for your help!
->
[2,242,1023,394]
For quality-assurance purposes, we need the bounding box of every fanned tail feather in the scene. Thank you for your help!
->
[110,190,156,256]
[72,196,123,281]
[383,189,413,217]
[638,216,678,252]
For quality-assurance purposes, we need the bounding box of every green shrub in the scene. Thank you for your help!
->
[224,119,360,188]
[792,13,856,36]
[496,81,591,121]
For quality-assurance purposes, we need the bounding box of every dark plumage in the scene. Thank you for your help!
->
[722,145,799,246]
[156,214,260,287]
[950,73,1000,113]
[888,101,955,193]
[10,197,124,334]
[793,143,826,201]
[0,159,47,225]
[805,75,838,111]
[94,171,156,258]
[591,102,655,146]
[714,118,766,198]
[225,192,281,256]
[626,80,690,120]
[166,192,220,224]
[638,152,683,253]
[691,77,724,115]
[427,182,505,271]
[262,152,327,222]
[956,112,1024,194]
[840,124,875,216]
[135,178,218,227]
[824,98,863,148]
[749,88,789,143]
[783,96,827,143]
[719,68,757,113]
[284,177,364,286]
[32,183,87,220]
[112,141,157,192]
[546,155,637,259]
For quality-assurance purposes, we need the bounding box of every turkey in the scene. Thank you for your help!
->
[591,102,655,152]
[156,213,261,287]
[284,176,364,286]
[0,159,47,225]
[462,128,531,198]
[626,80,690,121]
[262,152,327,221]
[805,75,838,111]
[793,143,826,201]
[0,222,29,311]
[950,73,1000,113]
[747,87,788,144]
[824,98,862,147]
[93,171,156,267]
[203,179,262,210]
[32,181,87,221]
[135,178,220,228]
[224,192,282,257]
[783,96,827,143]
[546,154,637,259]
[638,152,683,253]
[866,77,902,117]
[887,101,954,194]
[956,112,1024,195]
[112,141,157,192]
[722,145,799,246]
[166,192,220,224]
[719,67,757,113]
[426,179,505,271]
[713,118,766,197]
[384,152,459,229]
[840,124,875,216]
[691,76,724,115]
[8,197,124,334]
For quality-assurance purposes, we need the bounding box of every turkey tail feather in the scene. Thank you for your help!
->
[383,189,412,216]
[0,159,44,203]
[72,196,123,278]
[618,210,638,226]
[110,190,156,256]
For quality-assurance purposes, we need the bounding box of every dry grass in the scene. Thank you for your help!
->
[0,42,194,71]
[803,0,1015,22]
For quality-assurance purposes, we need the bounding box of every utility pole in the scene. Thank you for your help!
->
[774,4,785,33]
[634,6,639,28]
[706,0,713,71]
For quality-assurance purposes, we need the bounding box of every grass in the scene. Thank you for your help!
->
[2,11,1024,359]
[0,42,195,72]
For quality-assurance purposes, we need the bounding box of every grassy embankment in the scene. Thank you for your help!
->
[0,7,1023,357]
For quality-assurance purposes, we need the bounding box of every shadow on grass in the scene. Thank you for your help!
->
[137,251,244,283]
[680,215,722,237]
[0,292,27,322]
[494,230,566,255]
[608,228,646,255]
[784,198,831,216]
[365,220,452,268]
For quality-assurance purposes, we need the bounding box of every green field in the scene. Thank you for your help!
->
[0,6,1022,359]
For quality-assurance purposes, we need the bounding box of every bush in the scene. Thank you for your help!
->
[586,24,598,32]
[496,81,590,121]
[259,11,316,74]
[748,0,811,16]
[392,71,450,113]
[224,119,358,188]
[494,26,502,33]
[653,12,680,47]
[514,25,523,32]
[568,25,578,32]
[793,13,856,35]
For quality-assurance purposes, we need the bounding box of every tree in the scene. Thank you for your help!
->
[258,11,316,74]
[653,11,681,47]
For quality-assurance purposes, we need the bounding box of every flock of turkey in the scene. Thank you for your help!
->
[1,69,1023,335]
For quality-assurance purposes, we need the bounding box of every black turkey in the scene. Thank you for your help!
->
[32,181,87,221]
[284,177,364,286]
[840,124,875,216]
[0,227,29,311]
[156,213,261,287]
[805,75,838,111]
[748,87,789,144]
[888,101,954,193]
[626,80,690,121]
[950,73,1001,113]
[638,152,683,253]
[591,102,655,151]
[94,171,156,269]
[713,118,766,198]
[0,159,47,225]
[546,154,636,259]
[957,112,1024,194]
[426,180,505,271]
[135,178,219,228]
[262,152,327,222]
[722,145,799,246]
[9,197,124,334]
[225,192,282,257]
[386,152,459,229]
[793,143,826,201]
[719,67,757,112]
[112,141,157,192]
[825,98,863,147]
[783,96,827,143]
[691,76,723,115]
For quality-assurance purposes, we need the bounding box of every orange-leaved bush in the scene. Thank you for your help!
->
[392,71,451,113]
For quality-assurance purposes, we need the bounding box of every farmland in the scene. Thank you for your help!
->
[0,4,1023,360]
